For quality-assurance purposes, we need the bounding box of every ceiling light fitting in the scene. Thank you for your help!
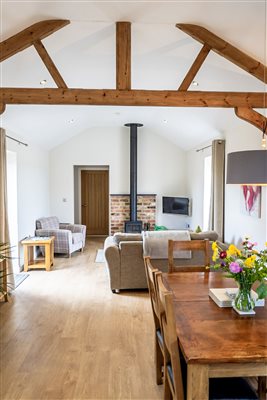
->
[40,79,47,86]
[192,80,199,86]
[262,133,266,148]
[261,122,267,148]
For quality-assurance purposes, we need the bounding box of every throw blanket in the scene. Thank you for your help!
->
[142,230,191,259]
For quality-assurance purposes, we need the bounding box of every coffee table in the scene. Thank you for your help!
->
[21,237,55,271]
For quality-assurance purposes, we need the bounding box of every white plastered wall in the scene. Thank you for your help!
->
[185,120,266,248]
[50,126,188,230]
[224,123,266,248]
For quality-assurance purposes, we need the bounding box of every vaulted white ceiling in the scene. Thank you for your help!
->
[1,1,266,150]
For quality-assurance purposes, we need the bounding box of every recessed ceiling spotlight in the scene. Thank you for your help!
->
[192,80,199,86]
[40,79,47,86]
[163,119,168,123]
[68,119,75,124]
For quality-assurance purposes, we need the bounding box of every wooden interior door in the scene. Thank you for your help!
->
[81,170,109,235]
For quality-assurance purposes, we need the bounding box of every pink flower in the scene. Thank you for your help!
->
[229,262,242,273]
[247,241,257,250]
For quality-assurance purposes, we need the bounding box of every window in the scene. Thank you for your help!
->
[203,155,212,231]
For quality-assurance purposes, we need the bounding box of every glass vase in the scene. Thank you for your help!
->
[234,280,255,312]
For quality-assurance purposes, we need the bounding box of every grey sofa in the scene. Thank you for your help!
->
[35,216,86,257]
[104,230,220,292]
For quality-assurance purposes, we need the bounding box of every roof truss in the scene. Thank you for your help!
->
[0,20,266,132]
[0,20,70,62]
[176,23,267,84]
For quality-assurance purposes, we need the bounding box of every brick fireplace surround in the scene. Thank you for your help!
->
[110,194,156,235]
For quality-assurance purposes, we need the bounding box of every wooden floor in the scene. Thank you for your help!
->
[0,238,163,400]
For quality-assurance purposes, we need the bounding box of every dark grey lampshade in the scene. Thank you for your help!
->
[227,150,267,185]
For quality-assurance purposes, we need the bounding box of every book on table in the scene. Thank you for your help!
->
[209,288,265,307]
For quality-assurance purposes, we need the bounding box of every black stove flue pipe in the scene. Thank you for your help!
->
[124,123,143,222]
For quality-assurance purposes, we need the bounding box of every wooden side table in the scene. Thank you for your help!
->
[21,237,55,271]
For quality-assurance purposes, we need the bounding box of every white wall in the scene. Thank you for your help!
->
[186,121,266,248]
[50,126,188,230]
[6,131,50,267]
[224,123,266,248]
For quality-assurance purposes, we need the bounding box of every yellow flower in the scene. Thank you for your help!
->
[244,256,256,268]
[265,242,267,247]
[227,244,241,257]
[212,242,218,251]
[244,257,254,268]
[212,248,219,262]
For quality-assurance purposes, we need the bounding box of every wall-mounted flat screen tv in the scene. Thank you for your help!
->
[162,196,190,215]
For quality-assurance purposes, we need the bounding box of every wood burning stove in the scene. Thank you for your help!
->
[124,123,143,233]
[125,220,143,233]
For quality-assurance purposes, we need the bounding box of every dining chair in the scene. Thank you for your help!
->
[168,239,210,273]
[156,273,259,400]
[144,256,165,385]
[156,272,185,400]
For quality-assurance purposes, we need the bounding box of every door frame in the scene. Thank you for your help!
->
[73,165,110,233]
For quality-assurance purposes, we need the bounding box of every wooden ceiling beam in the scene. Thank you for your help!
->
[178,44,211,91]
[0,19,70,62]
[235,107,267,131]
[33,40,67,88]
[0,88,265,108]
[116,22,131,90]
[176,24,267,83]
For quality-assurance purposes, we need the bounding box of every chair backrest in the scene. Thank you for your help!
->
[36,216,60,230]
[144,256,161,327]
[168,239,210,273]
[156,273,184,400]
[144,257,165,385]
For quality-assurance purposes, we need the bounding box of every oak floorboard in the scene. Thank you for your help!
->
[0,238,162,400]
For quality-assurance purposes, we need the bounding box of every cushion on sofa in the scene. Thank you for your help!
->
[143,230,191,259]
[190,231,218,241]
[113,232,142,245]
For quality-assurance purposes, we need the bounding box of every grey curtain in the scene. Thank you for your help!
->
[0,128,14,293]
[209,140,225,241]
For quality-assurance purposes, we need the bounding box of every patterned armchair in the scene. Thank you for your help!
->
[35,216,86,257]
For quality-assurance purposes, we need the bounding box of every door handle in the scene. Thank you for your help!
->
[82,204,87,207]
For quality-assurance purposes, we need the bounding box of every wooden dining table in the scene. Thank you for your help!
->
[162,271,267,400]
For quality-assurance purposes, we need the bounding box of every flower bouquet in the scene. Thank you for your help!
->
[212,238,267,312]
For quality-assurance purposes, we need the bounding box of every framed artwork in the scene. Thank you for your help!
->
[240,185,261,218]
